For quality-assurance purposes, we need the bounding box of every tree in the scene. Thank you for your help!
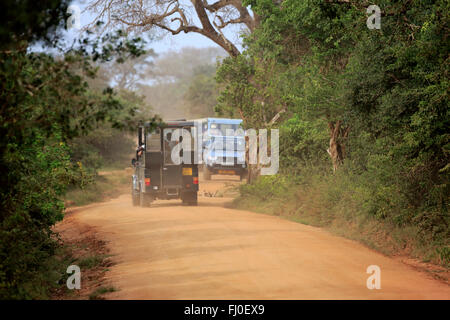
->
[87,0,260,56]
[136,47,224,119]
[0,0,70,50]
[217,0,450,255]
[0,0,151,298]
[94,51,156,91]
[184,64,218,117]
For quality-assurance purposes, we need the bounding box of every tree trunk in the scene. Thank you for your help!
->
[327,120,350,173]
[245,135,261,184]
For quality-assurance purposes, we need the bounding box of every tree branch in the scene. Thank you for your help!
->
[87,0,250,56]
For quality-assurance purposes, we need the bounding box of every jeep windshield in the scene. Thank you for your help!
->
[208,123,243,136]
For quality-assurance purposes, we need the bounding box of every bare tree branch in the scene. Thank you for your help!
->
[87,0,258,56]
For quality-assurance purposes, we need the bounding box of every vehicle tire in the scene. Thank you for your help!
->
[140,192,152,207]
[181,191,197,206]
[181,192,189,206]
[189,192,198,206]
[132,178,140,206]
[132,188,139,206]
[203,166,212,181]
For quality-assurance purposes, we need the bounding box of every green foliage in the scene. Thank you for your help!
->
[64,169,130,207]
[0,0,70,49]
[0,1,152,299]
[215,54,254,120]
[89,286,116,300]
[216,54,291,128]
[138,47,224,119]
[279,116,329,173]
[69,90,153,172]
[221,0,449,263]
[78,255,110,269]
[236,167,449,265]
[184,65,218,117]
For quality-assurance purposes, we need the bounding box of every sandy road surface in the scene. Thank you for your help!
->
[59,177,450,299]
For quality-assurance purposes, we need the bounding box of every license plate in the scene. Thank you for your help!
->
[218,170,235,175]
[182,167,192,176]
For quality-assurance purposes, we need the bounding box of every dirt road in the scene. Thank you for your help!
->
[59,176,450,299]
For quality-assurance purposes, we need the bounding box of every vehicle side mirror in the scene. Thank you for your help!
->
[131,158,136,166]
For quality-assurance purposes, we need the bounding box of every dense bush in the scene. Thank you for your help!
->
[69,90,152,172]
[219,0,449,264]
[0,0,149,298]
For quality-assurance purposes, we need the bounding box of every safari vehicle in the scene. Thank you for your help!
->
[195,118,247,180]
[131,120,199,207]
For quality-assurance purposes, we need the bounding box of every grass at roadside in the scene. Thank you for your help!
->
[65,168,131,207]
[78,254,113,269]
[50,166,128,299]
[233,173,449,271]
[51,222,116,300]
[89,286,117,300]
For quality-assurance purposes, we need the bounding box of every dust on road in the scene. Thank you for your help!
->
[57,175,450,299]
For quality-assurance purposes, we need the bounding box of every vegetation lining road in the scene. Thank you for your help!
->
[1,0,448,299]
[65,169,132,208]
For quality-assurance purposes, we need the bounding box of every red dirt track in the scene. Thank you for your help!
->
[58,176,450,299]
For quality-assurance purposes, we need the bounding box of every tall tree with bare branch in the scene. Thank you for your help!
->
[87,0,260,56]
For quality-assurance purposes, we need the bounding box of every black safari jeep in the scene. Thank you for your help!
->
[131,121,199,207]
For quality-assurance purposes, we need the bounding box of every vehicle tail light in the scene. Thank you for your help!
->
[145,178,151,186]
[193,177,199,185]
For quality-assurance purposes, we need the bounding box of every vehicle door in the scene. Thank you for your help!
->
[162,127,182,188]
[145,128,163,190]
